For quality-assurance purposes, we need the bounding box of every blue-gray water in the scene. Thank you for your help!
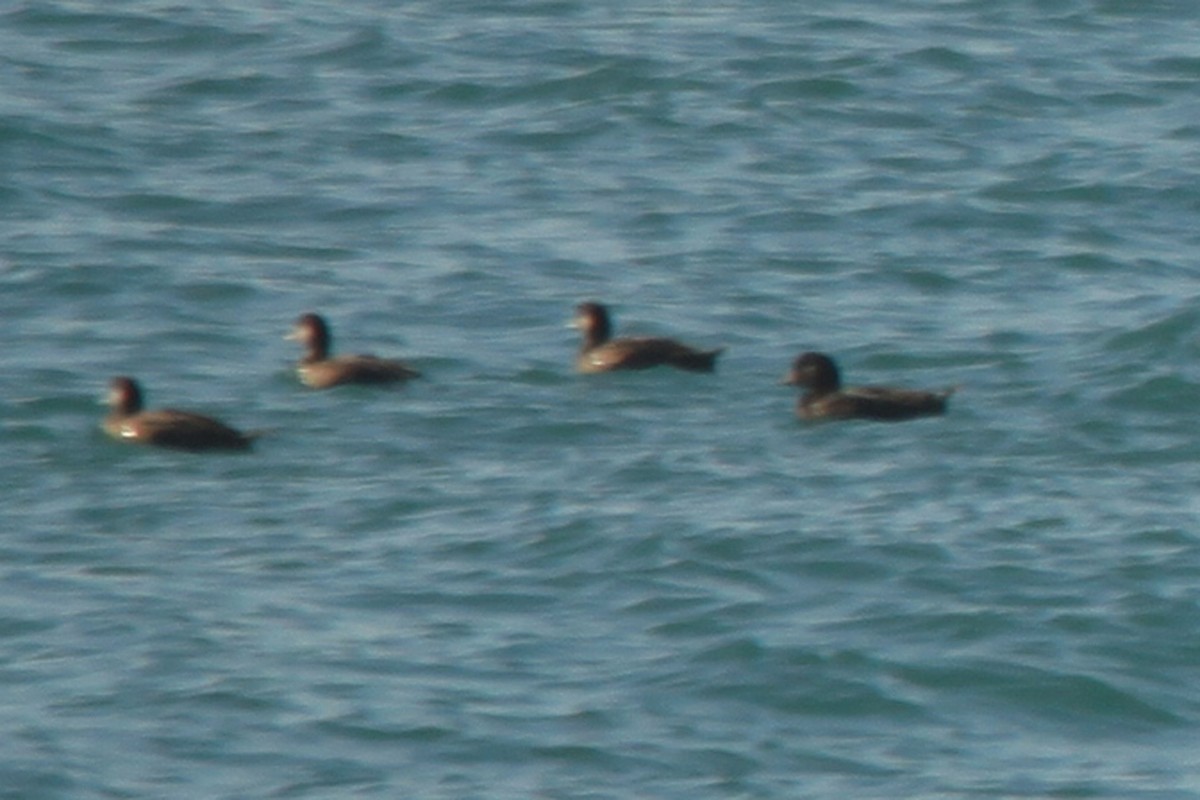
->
[4,1,1200,797]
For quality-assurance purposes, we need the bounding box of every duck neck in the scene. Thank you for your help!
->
[808,376,839,397]
[304,334,330,363]
[811,361,841,395]
[583,318,611,350]
[111,383,143,417]
[800,388,829,408]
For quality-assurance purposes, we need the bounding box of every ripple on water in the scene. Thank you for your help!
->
[5,0,1200,796]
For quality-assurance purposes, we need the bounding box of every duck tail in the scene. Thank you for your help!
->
[679,347,726,373]
[243,427,278,444]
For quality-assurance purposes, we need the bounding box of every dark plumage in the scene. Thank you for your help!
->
[288,312,420,389]
[102,376,256,451]
[571,302,724,374]
[782,352,955,421]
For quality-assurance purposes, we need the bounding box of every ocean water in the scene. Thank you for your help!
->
[4,0,1200,797]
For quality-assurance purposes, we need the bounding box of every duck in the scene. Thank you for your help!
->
[571,302,724,374]
[102,376,256,451]
[782,351,955,421]
[288,312,420,389]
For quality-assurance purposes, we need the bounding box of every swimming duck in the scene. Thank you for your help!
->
[782,352,955,421]
[572,302,724,373]
[102,376,256,451]
[288,312,420,389]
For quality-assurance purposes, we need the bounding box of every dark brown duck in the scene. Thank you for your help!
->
[102,376,256,451]
[572,302,724,374]
[288,312,420,389]
[782,352,955,421]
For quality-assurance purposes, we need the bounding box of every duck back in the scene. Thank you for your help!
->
[800,386,954,421]
[578,338,724,374]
